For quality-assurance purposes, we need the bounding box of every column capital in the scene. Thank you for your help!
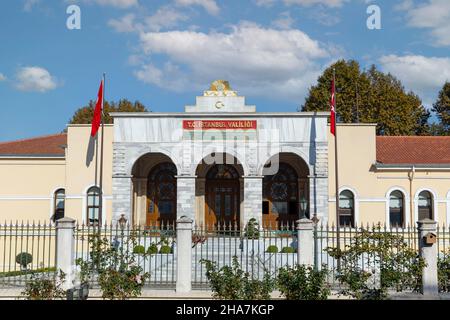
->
[175,175,197,179]
[242,175,264,179]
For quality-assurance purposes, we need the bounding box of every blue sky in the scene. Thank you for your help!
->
[0,0,449,141]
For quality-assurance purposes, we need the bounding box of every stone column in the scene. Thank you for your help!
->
[176,216,193,293]
[243,175,263,228]
[297,218,314,267]
[56,218,76,290]
[417,219,438,297]
[112,174,133,224]
[176,175,196,223]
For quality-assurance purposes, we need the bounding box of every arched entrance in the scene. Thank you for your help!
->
[262,153,310,228]
[205,164,240,226]
[146,162,177,227]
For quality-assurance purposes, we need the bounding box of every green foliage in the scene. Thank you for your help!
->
[266,245,279,253]
[280,246,295,254]
[277,265,330,300]
[76,234,150,300]
[133,245,145,255]
[326,225,425,300]
[432,82,450,135]
[69,99,149,124]
[438,250,450,292]
[302,60,431,136]
[201,256,275,300]
[159,245,172,254]
[16,252,32,269]
[147,243,158,255]
[244,218,260,240]
[21,270,66,300]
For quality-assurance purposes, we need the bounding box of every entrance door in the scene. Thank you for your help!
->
[204,165,241,227]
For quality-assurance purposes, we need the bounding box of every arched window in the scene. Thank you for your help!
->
[87,186,101,225]
[53,189,65,222]
[418,191,433,221]
[389,190,404,228]
[339,190,355,228]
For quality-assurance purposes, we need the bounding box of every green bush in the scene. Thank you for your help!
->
[277,265,330,300]
[21,270,66,300]
[438,250,450,292]
[266,245,279,253]
[159,245,172,254]
[280,247,295,254]
[132,245,145,255]
[244,218,260,240]
[147,244,158,255]
[16,252,33,269]
[326,225,425,300]
[201,256,275,300]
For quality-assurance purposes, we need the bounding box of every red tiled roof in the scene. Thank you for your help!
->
[376,136,450,165]
[0,133,67,156]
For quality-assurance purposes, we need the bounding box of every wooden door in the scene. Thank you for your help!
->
[205,180,240,227]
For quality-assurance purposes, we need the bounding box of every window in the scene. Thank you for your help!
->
[389,191,404,228]
[418,191,433,221]
[339,190,355,228]
[53,189,65,222]
[87,186,101,225]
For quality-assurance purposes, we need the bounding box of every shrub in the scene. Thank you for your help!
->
[201,256,274,300]
[147,243,158,255]
[132,245,145,255]
[21,271,66,300]
[159,245,172,254]
[438,250,450,292]
[16,252,33,270]
[76,234,150,300]
[277,265,330,300]
[266,245,279,253]
[326,225,425,300]
[280,247,295,254]
[244,218,260,240]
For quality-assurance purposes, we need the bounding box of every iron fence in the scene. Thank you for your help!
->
[192,222,298,289]
[0,222,56,287]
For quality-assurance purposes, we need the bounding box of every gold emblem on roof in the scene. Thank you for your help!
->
[204,80,237,97]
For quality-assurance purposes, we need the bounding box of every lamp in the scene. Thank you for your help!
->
[299,196,308,219]
[118,214,127,230]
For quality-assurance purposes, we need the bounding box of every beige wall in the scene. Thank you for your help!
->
[328,124,450,226]
[65,125,113,224]
[0,158,66,222]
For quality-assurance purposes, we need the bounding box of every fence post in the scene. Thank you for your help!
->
[56,217,76,290]
[297,218,314,267]
[176,216,193,293]
[417,219,438,297]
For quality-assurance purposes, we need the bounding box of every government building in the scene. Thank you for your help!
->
[0,81,449,228]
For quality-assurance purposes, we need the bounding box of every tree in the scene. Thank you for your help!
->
[302,60,430,136]
[69,99,149,124]
[432,82,450,135]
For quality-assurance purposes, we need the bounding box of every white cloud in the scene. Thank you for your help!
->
[0,73,6,81]
[272,11,295,30]
[254,0,276,7]
[134,23,332,100]
[174,0,220,15]
[23,0,39,12]
[379,54,450,105]
[401,0,450,47]
[15,67,58,93]
[67,0,138,8]
[108,14,137,33]
[284,0,349,7]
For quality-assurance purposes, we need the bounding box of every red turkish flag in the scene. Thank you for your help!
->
[330,78,336,136]
[90,80,104,137]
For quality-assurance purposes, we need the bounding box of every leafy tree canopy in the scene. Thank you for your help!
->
[431,82,450,136]
[69,99,149,124]
[302,60,430,136]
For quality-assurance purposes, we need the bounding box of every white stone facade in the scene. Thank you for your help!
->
[111,84,329,226]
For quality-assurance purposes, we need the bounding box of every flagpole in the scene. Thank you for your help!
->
[99,73,106,232]
[333,67,341,270]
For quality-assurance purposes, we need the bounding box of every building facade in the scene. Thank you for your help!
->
[0,81,449,228]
